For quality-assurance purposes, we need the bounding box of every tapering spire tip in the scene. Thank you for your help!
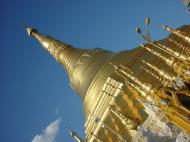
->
[26,27,38,36]
[161,25,167,30]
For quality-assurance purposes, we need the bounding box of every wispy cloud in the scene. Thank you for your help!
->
[55,106,60,115]
[32,119,61,142]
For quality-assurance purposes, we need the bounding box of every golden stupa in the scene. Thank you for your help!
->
[26,21,190,142]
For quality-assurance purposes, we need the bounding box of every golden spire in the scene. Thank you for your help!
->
[140,59,175,81]
[26,27,85,73]
[64,126,84,142]
[136,25,190,64]
[112,63,152,98]
[167,38,190,55]
[162,25,190,44]
[156,42,188,62]
[26,27,113,100]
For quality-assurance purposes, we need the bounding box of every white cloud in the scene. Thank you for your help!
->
[32,119,61,142]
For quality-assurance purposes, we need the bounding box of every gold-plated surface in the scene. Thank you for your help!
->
[27,25,190,141]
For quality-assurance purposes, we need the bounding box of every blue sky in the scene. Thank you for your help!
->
[0,0,189,142]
